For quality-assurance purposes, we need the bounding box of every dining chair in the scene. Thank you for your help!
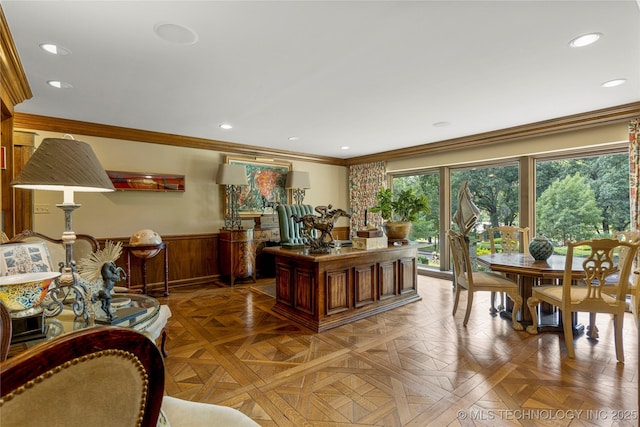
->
[612,230,640,317]
[526,238,639,362]
[586,230,640,338]
[448,229,523,330]
[487,225,530,313]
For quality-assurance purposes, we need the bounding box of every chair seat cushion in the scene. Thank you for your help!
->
[470,271,518,289]
[161,396,260,427]
[533,286,618,305]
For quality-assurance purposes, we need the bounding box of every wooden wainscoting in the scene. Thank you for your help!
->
[99,233,220,293]
[99,226,351,294]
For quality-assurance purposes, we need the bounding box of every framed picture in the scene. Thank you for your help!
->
[0,242,53,275]
[225,156,291,217]
[106,171,185,192]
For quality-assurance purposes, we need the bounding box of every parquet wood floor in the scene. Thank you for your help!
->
[158,276,639,426]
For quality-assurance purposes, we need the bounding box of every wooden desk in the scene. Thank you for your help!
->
[477,253,584,331]
[263,244,422,332]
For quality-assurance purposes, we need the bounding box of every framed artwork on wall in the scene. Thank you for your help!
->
[225,156,291,217]
[106,171,185,192]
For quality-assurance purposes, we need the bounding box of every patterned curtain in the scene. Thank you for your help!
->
[630,118,640,230]
[349,161,386,234]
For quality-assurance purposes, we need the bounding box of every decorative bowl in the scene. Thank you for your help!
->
[0,272,61,312]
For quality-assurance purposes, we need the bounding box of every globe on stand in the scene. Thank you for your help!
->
[129,229,162,259]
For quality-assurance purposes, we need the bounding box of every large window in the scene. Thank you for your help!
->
[535,153,630,246]
[391,172,440,269]
[387,147,630,275]
[450,163,520,259]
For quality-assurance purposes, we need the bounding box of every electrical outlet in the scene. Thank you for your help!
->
[34,204,50,214]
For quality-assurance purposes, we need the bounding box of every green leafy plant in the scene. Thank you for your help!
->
[369,188,429,222]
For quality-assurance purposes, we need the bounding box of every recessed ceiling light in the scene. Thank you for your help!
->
[601,78,627,88]
[433,121,451,127]
[39,43,71,56]
[341,146,350,150]
[219,123,233,130]
[569,33,602,48]
[288,137,300,141]
[154,23,199,45]
[47,80,73,89]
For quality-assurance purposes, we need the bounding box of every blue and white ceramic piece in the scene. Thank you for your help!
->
[529,235,553,261]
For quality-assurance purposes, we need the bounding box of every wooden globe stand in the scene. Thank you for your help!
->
[123,242,169,296]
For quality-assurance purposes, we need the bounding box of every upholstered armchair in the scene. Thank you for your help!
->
[0,327,259,427]
[276,204,315,245]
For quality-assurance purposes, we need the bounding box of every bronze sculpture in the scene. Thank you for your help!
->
[291,204,351,253]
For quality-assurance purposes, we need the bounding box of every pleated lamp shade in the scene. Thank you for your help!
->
[11,138,115,194]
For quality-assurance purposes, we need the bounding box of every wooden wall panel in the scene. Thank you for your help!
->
[101,233,219,293]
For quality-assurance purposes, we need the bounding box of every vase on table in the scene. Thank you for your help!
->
[529,235,553,261]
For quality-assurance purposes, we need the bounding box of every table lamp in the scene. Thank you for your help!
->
[216,163,249,230]
[286,171,310,205]
[11,137,115,320]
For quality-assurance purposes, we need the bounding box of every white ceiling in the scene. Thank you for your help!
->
[3,1,639,160]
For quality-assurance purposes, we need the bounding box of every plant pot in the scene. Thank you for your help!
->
[383,221,412,242]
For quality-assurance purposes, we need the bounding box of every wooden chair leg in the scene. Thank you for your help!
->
[452,284,461,316]
[563,310,575,358]
[160,329,168,358]
[463,292,473,326]
[506,291,523,331]
[490,291,497,314]
[526,297,540,334]
[613,314,624,363]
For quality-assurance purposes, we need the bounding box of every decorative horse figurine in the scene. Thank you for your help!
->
[94,261,126,321]
[291,205,351,253]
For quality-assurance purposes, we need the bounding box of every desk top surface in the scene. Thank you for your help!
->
[264,242,425,261]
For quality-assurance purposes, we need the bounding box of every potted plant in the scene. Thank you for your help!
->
[369,188,429,241]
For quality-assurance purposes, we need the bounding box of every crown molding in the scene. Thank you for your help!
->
[0,5,32,108]
[345,102,640,166]
[13,103,640,168]
[13,113,347,166]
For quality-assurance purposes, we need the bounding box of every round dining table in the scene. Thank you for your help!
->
[476,253,585,332]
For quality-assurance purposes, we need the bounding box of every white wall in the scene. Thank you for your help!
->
[26,130,349,239]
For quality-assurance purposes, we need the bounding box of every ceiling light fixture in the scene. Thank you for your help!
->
[288,137,300,141]
[601,78,627,88]
[39,43,71,56]
[219,124,233,130]
[47,80,73,89]
[341,146,349,150]
[433,121,451,127]
[154,23,199,45]
[569,33,602,48]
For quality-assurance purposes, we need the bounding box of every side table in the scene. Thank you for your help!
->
[123,242,169,296]
[219,228,256,286]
